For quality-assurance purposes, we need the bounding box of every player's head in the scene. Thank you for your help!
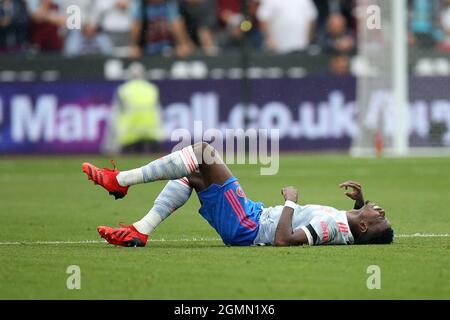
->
[353,202,394,245]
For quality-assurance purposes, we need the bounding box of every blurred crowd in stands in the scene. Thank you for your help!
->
[1,0,450,59]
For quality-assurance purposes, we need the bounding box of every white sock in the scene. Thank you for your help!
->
[116,168,144,187]
[133,178,193,235]
[116,146,198,187]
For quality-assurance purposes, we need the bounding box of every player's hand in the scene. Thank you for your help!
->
[282,186,298,203]
[339,181,364,202]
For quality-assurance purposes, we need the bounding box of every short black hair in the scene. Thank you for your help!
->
[354,228,395,245]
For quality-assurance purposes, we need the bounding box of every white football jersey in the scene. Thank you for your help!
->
[254,204,354,245]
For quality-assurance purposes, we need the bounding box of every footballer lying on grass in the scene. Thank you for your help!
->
[82,142,394,247]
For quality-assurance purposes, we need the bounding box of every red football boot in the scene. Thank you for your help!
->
[97,224,148,247]
[82,160,129,199]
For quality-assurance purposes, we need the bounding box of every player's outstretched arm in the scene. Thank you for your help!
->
[339,181,365,209]
[273,186,309,247]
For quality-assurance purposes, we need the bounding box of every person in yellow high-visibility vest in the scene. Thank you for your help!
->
[103,62,164,154]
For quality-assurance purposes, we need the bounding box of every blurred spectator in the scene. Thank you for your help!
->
[437,0,450,51]
[130,0,194,58]
[216,0,262,50]
[103,62,163,154]
[313,0,355,36]
[319,13,355,54]
[26,0,65,52]
[329,53,350,75]
[179,0,218,55]
[0,0,30,52]
[408,0,439,47]
[257,0,318,54]
[63,0,113,56]
[90,0,133,55]
[7,0,449,59]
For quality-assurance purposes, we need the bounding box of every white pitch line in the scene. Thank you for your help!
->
[395,233,449,238]
[0,234,448,246]
[0,238,222,245]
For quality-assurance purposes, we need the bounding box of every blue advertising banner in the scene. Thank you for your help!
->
[0,76,449,153]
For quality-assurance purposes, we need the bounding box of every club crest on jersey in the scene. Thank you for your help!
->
[236,186,246,199]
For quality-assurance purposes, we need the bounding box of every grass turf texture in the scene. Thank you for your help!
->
[0,155,449,299]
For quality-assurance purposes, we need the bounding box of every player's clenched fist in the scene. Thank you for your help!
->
[281,186,298,203]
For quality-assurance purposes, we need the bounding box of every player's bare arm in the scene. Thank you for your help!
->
[340,181,386,213]
[340,180,365,209]
[273,186,309,247]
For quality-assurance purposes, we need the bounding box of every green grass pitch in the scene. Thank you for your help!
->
[0,155,449,299]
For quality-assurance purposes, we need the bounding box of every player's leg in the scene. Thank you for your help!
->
[98,177,194,247]
[132,171,210,236]
[132,177,193,235]
[82,142,233,198]
[193,141,233,187]
[118,141,232,186]
[190,143,262,246]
